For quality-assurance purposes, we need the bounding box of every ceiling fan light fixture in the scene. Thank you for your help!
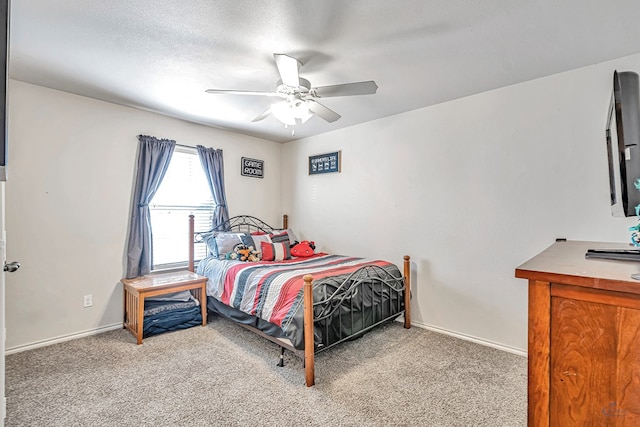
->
[271,100,296,125]
[271,98,313,126]
[299,108,313,123]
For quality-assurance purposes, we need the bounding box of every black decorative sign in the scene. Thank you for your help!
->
[241,157,264,178]
[309,151,341,175]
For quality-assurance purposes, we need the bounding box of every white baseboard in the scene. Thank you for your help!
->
[398,317,527,357]
[5,323,123,355]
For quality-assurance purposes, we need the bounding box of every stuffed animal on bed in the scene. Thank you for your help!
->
[290,240,316,257]
[226,244,261,262]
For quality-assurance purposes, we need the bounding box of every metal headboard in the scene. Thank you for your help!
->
[204,214,287,234]
[188,214,288,271]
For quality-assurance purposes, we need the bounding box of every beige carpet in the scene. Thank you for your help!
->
[5,317,527,426]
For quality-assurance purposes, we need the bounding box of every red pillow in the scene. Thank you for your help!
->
[290,241,315,257]
[261,241,291,261]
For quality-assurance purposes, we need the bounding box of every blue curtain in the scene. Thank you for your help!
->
[125,135,176,278]
[196,145,229,229]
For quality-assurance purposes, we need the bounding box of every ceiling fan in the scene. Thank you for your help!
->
[205,54,378,127]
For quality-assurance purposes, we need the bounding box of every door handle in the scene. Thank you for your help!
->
[4,261,20,272]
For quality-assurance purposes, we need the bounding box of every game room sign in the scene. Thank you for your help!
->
[241,157,264,178]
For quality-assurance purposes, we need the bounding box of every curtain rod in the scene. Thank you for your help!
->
[176,143,197,149]
[137,135,197,149]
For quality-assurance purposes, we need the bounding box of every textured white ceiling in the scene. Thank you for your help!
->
[9,0,640,142]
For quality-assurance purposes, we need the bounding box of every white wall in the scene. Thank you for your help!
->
[8,52,640,354]
[5,80,282,350]
[282,53,640,353]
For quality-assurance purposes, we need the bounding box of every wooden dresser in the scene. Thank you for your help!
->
[516,240,640,426]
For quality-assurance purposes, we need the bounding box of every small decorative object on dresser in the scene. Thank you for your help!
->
[122,271,208,344]
[628,178,640,246]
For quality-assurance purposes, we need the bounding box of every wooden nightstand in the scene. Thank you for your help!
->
[122,271,208,344]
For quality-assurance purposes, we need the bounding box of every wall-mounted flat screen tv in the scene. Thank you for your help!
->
[606,70,640,217]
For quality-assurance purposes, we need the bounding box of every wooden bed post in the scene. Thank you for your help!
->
[303,274,315,387]
[188,214,195,272]
[283,214,288,229]
[403,255,411,329]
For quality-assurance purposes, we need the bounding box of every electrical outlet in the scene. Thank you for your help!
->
[83,294,93,308]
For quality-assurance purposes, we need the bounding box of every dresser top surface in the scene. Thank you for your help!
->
[516,240,640,294]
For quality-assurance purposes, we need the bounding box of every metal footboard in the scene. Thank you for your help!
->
[312,264,406,354]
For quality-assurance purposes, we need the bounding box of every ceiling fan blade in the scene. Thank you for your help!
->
[252,108,272,122]
[205,89,282,97]
[307,100,341,123]
[274,53,300,87]
[311,81,378,98]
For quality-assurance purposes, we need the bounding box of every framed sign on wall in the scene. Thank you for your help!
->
[309,151,341,175]
[241,157,264,178]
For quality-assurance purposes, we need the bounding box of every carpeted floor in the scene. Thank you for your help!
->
[5,317,527,426]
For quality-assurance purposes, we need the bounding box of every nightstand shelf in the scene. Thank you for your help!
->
[122,271,208,344]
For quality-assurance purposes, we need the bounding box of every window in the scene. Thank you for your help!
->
[149,147,213,269]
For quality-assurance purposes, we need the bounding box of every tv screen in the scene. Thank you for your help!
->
[606,70,640,217]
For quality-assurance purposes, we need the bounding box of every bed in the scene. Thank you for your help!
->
[187,214,411,386]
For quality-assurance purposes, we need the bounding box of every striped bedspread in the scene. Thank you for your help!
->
[196,253,401,338]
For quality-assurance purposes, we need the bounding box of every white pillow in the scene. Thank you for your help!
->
[214,232,245,258]
[251,234,272,249]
